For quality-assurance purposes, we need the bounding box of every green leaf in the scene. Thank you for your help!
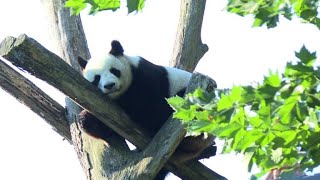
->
[294,100,308,121]
[254,7,279,28]
[271,148,283,164]
[273,121,292,131]
[295,46,317,66]
[173,106,196,121]
[217,86,242,111]
[65,0,87,15]
[89,0,121,14]
[248,116,264,128]
[188,88,214,105]
[195,110,212,121]
[65,0,121,15]
[188,120,215,133]
[217,94,233,111]
[211,122,243,138]
[257,100,271,120]
[167,96,186,111]
[127,0,145,13]
[240,86,256,104]
[300,9,317,21]
[230,128,247,151]
[217,107,236,123]
[314,17,320,30]
[253,18,263,27]
[303,109,319,129]
[260,132,276,147]
[278,95,299,124]
[264,70,281,87]
[257,84,279,102]
[230,86,243,102]
[274,130,297,146]
[236,129,264,151]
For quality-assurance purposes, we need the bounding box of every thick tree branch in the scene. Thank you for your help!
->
[40,1,131,179]
[0,57,71,142]
[0,35,147,145]
[0,34,226,179]
[171,0,208,71]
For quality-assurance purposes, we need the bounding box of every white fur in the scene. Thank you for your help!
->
[164,67,192,96]
[124,55,141,67]
[82,54,132,99]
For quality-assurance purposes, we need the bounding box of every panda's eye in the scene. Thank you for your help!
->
[92,75,101,86]
[110,68,121,78]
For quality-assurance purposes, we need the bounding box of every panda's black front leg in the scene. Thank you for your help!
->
[79,110,113,141]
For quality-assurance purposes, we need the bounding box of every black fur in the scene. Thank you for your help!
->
[109,40,124,56]
[117,58,174,136]
[79,110,113,140]
[92,75,101,86]
[78,56,87,69]
[110,67,121,78]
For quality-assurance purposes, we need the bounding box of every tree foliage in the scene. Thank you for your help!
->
[65,0,145,14]
[65,0,320,29]
[168,46,320,177]
[227,0,320,29]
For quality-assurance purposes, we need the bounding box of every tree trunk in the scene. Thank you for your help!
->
[40,1,130,179]
[171,0,209,71]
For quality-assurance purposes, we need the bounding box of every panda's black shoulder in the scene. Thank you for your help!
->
[132,57,168,77]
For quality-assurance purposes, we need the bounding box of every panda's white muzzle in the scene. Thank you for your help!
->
[104,82,116,90]
[100,82,121,97]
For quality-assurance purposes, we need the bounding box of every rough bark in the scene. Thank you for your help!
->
[40,1,130,179]
[40,0,90,71]
[171,0,209,71]
[0,0,223,179]
[0,58,71,142]
[0,34,226,180]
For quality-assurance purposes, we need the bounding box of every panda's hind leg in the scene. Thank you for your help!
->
[79,110,114,141]
[173,134,216,163]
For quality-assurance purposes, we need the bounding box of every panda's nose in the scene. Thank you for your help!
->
[104,83,115,90]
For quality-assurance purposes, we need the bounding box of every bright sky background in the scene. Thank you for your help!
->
[1,0,320,180]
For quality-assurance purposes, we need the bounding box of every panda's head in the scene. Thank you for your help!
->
[78,41,132,99]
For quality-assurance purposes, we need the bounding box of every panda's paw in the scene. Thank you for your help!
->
[197,145,217,160]
[173,134,216,163]
[79,110,113,141]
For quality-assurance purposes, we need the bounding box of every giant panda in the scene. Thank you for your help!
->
[78,40,216,179]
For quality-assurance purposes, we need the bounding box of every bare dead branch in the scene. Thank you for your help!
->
[0,57,71,142]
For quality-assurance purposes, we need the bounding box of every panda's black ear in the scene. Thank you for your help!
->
[78,56,88,70]
[109,40,124,56]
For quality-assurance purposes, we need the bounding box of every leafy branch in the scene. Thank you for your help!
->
[168,46,320,177]
[64,0,145,15]
[227,0,320,29]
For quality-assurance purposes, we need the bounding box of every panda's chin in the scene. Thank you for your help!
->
[104,88,121,99]
[106,92,120,99]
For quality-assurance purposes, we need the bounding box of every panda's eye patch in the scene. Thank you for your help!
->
[110,68,121,78]
[92,75,101,86]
